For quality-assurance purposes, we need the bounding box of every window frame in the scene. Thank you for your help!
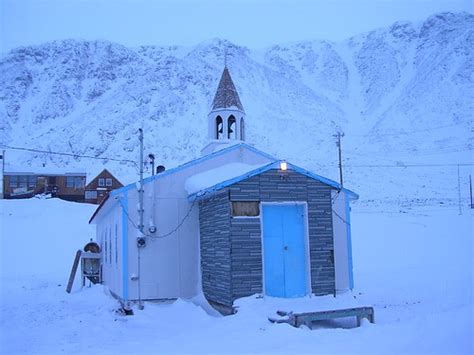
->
[98,178,105,187]
[231,201,260,218]
[105,178,113,187]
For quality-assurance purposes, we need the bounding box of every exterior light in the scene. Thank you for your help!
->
[280,161,288,171]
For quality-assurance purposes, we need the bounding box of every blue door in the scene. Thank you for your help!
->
[262,204,307,298]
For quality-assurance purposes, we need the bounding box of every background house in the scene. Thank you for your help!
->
[84,169,123,204]
[3,169,86,201]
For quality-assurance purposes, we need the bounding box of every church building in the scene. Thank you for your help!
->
[89,66,358,314]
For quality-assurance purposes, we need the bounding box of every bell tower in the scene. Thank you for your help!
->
[202,65,246,155]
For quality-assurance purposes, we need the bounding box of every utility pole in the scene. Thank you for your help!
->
[470,175,473,209]
[457,165,462,215]
[137,128,145,310]
[334,132,345,188]
[0,150,4,199]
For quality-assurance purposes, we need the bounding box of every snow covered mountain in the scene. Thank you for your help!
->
[0,12,472,207]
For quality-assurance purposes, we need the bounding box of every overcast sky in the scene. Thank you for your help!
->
[1,0,472,53]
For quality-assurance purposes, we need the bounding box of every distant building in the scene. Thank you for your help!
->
[84,169,123,204]
[3,169,86,202]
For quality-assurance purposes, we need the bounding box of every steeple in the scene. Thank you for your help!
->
[211,67,245,112]
[202,65,246,156]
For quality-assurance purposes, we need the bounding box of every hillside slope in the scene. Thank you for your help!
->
[0,12,472,207]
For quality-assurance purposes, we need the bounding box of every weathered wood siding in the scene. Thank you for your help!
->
[199,190,233,306]
[199,169,336,309]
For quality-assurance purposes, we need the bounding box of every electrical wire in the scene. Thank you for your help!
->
[352,122,470,138]
[118,192,203,239]
[0,144,138,166]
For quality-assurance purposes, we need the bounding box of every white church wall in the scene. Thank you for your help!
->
[332,190,351,292]
[120,144,275,301]
[95,204,123,299]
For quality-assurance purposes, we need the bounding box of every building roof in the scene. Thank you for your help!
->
[211,67,244,112]
[109,142,277,197]
[85,168,123,189]
[89,142,277,223]
[187,160,359,201]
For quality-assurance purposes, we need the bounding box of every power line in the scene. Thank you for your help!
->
[0,144,138,166]
[352,122,470,138]
[343,163,474,168]
[118,193,201,239]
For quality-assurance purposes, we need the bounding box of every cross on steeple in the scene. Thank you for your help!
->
[224,47,228,68]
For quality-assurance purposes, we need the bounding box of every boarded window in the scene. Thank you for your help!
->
[232,201,260,217]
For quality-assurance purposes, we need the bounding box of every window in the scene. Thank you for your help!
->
[232,201,260,217]
[18,176,27,188]
[240,117,245,140]
[85,190,97,200]
[66,176,74,188]
[98,178,105,187]
[106,178,113,187]
[28,176,36,187]
[67,176,84,189]
[104,234,108,264]
[9,175,18,188]
[109,229,112,264]
[228,115,236,139]
[115,224,118,264]
[74,177,84,188]
[216,116,223,139]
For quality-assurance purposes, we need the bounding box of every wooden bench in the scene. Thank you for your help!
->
[269,306,375,329]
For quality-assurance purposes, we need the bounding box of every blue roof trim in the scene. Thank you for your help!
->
[189,161,359,201]
[110,142,278,198]
[286,163,359,200]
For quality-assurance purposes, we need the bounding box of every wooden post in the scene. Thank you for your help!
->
[66,250,82,293]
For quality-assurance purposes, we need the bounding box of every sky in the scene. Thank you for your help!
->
[1,0,472,53]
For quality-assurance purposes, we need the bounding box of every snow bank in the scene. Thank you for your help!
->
[0,198,472,354]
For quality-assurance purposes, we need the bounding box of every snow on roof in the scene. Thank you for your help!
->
[185,162,268,195]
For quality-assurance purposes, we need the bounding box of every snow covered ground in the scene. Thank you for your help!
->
[0,198,472,354]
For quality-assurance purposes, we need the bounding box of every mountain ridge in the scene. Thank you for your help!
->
[1,11,472,205]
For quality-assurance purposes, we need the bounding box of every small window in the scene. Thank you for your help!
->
[115,224,118,264]
[232,201,260,217]
[74,177,84,189]
[66,176,74,188]
[28,176,36,187]
[9,175,18,188]
[106,178,113,187]
[98,178,105,187]
[85,190,97,200]
[19,176,27,188]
